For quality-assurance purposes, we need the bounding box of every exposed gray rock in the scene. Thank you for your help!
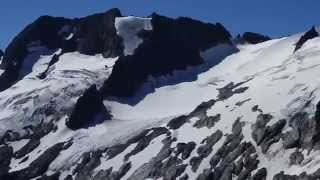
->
[283,112,320,150]
[127,136,175,180]
[237,168,251,180]
[14,138,39,159]
[252,113,286,153]
[74,151,102,180]
[289,151,304,165]
[124,127,169,160]
[219,164,233,180]
[283,130,300,149]
[176,142,196,160]
[190,130,223,172]
[35,173,60,180]
[94,162,132,180]
[0,145,13,176]
[217,80,251,101]
[189,99,216,118]
[193,114,221,128]
[167,115,189,130]
[235,98,251,106]
[251,105,263,113]
[5,141,72,180]
[252,168,267,180]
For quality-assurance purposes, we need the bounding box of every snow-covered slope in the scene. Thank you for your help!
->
[1,9,320,180]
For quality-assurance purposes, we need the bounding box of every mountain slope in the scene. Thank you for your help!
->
[1,8,320,180]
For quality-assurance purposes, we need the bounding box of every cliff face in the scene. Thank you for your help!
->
[102,14,232,97]
[0,49,3,58]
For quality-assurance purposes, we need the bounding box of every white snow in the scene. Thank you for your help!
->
[100,34,320,179]
[104,43,237,120]
[3,25,320,179]
[0,52,117,137]
[115,16,153,55]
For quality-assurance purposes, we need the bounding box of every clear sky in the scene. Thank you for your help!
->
[0,0,319,49]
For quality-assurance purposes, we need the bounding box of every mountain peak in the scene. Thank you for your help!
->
[2,8,320,180]
[294,26,319,52]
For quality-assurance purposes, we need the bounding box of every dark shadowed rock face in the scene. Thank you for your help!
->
[0,8,123,92]
[242,32,271,44]
[295,26,319,52]
[73,8,123,57]
[0,145,13,176]
[66,85,111,130]
[0,49,4,59]
[101,13,232,97]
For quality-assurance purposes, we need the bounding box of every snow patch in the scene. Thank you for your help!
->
[115,16,153,56]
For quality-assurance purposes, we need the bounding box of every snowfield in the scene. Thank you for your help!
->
[0,52,117,137]
[1,16,320,180]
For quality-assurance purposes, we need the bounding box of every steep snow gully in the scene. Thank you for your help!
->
[1,8,320,180]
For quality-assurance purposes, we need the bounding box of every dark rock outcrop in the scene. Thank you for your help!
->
[289,150,304,165]
[242,32,271,44]
[2,142,71,180]
[295,26,319,52]
[73,8,123,57]
[252,168,267,180]
[283,112,320,150]
[0,145,13,176]
[273,171,320,180]
[66,85,111,130]
[0,49,4,59]
[101,13,232,97]
[190,130,223,172]
[167,115,189,130]
[193,114,221,128]
[176,142,196,160]
[217,80,251,100]
[251,113,286,153]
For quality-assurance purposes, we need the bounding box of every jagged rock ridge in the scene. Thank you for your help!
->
[235,32,271,44]
[294,26,319,52]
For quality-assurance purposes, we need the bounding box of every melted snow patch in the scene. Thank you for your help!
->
[115,16,153,56]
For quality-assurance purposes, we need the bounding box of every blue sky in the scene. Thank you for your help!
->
[0,0,319,49]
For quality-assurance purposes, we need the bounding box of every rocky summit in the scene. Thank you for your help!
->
[1,7,320,180]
